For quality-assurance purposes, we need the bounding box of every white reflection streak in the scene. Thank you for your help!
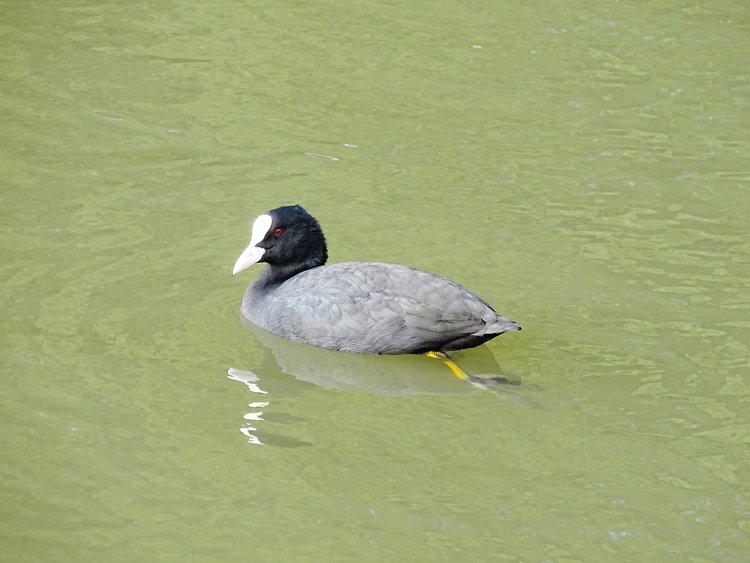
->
[228,367,268,445]
[240,427,263,445]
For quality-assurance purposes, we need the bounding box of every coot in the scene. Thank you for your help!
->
[233,205,520,355]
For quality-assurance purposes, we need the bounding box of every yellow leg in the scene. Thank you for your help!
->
[425,351,469,380]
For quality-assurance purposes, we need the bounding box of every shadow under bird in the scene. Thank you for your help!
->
[232,205,521,383]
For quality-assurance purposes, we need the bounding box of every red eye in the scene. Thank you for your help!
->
[273,228,284,237]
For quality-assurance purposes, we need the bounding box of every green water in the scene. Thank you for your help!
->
[2,1,749,561]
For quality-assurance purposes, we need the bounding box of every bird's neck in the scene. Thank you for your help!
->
[253,259,321,287]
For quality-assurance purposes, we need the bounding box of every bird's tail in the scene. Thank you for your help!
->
[476,315,521,336]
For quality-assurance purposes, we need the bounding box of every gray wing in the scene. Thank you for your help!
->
[257,262,517,354]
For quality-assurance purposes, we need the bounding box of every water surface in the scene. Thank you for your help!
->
[1,1,749,561]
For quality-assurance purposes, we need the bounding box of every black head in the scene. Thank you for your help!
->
[259,205,328,267]
[233,205,328,281]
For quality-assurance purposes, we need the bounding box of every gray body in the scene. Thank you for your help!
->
[242,261,520,354]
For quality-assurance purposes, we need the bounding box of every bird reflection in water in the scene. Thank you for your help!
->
[227,323,520,445]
